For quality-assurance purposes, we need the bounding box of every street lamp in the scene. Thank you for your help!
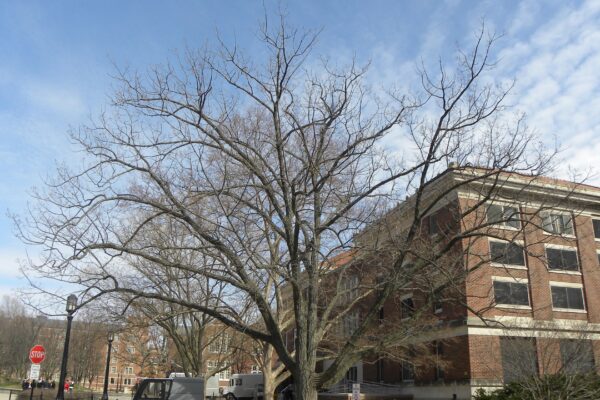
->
[101,332,115,400]
[56,294,77,400]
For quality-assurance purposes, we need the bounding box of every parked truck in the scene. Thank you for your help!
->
[223,373,264,400]
[132,377,204,400]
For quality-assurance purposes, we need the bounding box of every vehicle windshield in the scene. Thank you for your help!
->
[139,380,172,400]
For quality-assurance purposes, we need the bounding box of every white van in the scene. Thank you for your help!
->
[223,373,264,400]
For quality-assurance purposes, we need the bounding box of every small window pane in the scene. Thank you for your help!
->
[401,298,414,318]
[401,361,415,381]
[562,215,574,235]
[493,281,510,304]
[512,283,530,305]
[567,288,585,310]
[490,241,525,266]
[429,215,440,235]
[503,206,521,229]
[487,205,520,228]
[487,204,503,224]
[551,286,569,308]
[593,219,600,239]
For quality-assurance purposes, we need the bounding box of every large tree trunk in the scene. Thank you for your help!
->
[262,371,275,400]
[294,369,318,400]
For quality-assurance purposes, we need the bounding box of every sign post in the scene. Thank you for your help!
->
[28,344,46,400]
[352,383,360,400]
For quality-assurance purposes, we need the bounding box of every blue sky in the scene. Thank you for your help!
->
[1,0,599,298]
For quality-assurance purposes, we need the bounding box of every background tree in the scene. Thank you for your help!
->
[17,16,557,400]
[0,296,44,380]
[68,311,105,388]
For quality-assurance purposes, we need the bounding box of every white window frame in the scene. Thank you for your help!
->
[486,203,521,230]
[592,218,600,241]
[544,244,581,275]
[340,274,360,303]
[400,360,415,383]
[540,210,575,237]
[488,238,527,270]
[208,333,230,353]
[491,276,531,310]
[400,294,414,320]
[549,282,586,313]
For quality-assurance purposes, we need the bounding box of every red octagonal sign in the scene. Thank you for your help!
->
[29,345,46,364]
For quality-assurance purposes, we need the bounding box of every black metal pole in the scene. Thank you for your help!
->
[101,340,113,400]
[56,313,74,400]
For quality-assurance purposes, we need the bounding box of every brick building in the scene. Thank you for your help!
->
[327,168,600,399]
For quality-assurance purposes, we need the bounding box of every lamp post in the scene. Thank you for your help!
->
[56,294,77,400]
[101,332,115,400]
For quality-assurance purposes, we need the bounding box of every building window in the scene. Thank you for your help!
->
[490,240,526,267]
[111,366,116,373]
[434,341,444,381]
[125,366,134,374]
[340,274,360,303]
[541,211,574,235]
[110,378,115,384]
[251,365,261,374]
[376,358,384,382]
[209,334,230,353]
[593,219,600,239]
[124,378,132,386]
[400,297,414,319]
[500,337,538,383]
[219,368,231,380]
[560,340,595,374]
[493,280,530,306]
[487,204,520,229]
[429,214,440,235]
[401,361,415,382]
[339,311,360,337]
[546,247,579,271]
[126,346,135,354]
[432,288,443,314]
[345,366,358,382]
[551,286,585,310]
[208,361,231,380]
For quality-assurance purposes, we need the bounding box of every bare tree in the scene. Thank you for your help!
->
[68,312,105,388]
[16,16,558,400]
[0,296,44,380]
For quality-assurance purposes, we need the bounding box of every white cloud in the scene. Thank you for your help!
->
[493,1,600,184]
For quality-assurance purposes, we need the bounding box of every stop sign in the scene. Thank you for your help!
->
[29,345,46,364]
